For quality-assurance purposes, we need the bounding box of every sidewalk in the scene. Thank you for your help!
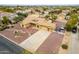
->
[69,32,79,54]
[58,32,71,54]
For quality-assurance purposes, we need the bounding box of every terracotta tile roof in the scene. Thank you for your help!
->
[0,23,38,44]
[36,32,64,54]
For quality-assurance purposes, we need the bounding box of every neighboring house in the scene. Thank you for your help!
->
[0,12,18,22]
[16,10,27,14]
[65,16,70,20]
[20,14,56,31]
[62,10,70,15]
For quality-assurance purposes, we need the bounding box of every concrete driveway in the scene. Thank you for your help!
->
[19,30,51,53]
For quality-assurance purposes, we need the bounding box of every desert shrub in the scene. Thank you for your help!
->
[62,44,68,49]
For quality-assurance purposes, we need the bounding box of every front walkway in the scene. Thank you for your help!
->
[19,30,51,53]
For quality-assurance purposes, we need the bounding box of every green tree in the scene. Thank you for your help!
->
[4,8,14,13]
[45,15,50,20]
[2,16,11,25]
[17,12,28,17]
[13,16,23,23]
[50,14,57,22]
[65,14,78,31]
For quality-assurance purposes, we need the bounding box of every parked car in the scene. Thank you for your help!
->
[55,27,65,33]
[72,26,77,33]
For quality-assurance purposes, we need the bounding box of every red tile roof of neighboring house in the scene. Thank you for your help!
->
[0,23,38,44]
[36,32,64,54]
